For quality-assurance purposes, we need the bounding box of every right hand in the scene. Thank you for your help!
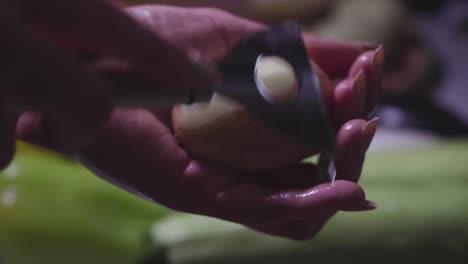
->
[0,0,215,168]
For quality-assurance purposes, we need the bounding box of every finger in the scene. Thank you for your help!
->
[0,99,18,169]
[125,4,374,82]
[1,23,112,155]
[125,5,266,61]
[335,118,380,183]
[332,70,366,127]
[348,46,385,114]
[251,195,377,240]
[214,180,369,226]
[22,0,215,91]
[302,34,378,78]
[252,118,382,228]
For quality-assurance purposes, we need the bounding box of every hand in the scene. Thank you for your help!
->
[65,5,384,240]
[0,0,216,167]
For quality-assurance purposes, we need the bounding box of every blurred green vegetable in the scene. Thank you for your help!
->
[3,139,468,264]
[147,139,468,264]
[0,142,171,264]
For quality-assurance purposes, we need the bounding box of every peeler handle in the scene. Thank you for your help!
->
[103,70,214,108]
[12,66,214,113]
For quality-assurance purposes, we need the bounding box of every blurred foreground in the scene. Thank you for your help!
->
[1,139,468,264]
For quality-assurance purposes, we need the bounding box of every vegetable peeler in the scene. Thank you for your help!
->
[108,21,337,182]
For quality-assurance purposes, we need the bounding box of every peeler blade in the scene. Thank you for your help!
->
[213,21,337,182]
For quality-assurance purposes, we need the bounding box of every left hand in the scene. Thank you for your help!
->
[32,5,383,240]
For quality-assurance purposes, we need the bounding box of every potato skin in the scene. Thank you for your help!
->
[172,62,333,171]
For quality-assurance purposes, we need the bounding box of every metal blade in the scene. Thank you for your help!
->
[213,21,337,181]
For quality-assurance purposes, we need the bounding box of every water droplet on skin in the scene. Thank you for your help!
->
[267,192,292,201]
[296,189,320,198]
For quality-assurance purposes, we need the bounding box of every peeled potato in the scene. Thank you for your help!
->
[254,56,298,104]
[172,59,333,171]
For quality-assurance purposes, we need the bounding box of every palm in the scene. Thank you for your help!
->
[79,5,383,240]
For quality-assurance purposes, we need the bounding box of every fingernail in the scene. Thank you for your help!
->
[343,200,378,212]
[373,45,385,71]
[359,200,378,210]
[361,117,380,152]
[352,70,366,113]
[362,42,380,51]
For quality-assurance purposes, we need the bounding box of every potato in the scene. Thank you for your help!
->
[172,59,333,171]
